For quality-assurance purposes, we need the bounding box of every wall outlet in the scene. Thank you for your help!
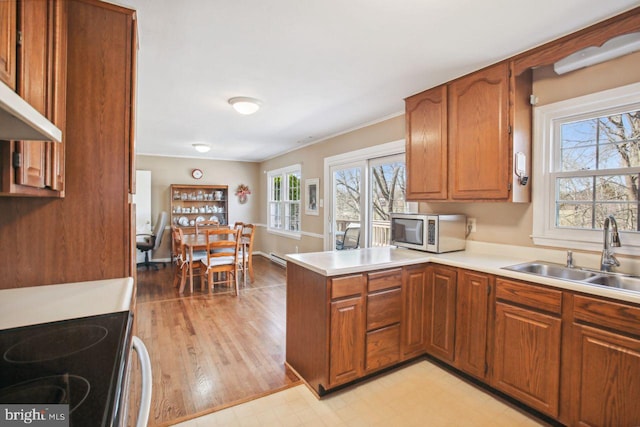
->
[295,246,299,253]
[467,218,477,233]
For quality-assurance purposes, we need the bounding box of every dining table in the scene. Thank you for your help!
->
[180,232,250,294]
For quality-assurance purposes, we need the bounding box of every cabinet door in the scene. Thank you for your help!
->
[15,0,49,188]
[455,270,490,379]
[329,296,365,387]
[426,265,457,362]
[401,265,428,359]
[448,62,510,200]
[366,324,400,372]
[494,302,561,417]
[0,0,16,89]
[572,324,640,426]
[405,85,448,200]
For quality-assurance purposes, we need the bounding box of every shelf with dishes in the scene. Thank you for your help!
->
[170,184,229,230]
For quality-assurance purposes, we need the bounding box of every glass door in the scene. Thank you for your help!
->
[369,154,409,247]
[329,162,366,250]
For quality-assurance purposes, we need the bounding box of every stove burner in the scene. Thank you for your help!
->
[0,374,90,413]
[4,325,108,364]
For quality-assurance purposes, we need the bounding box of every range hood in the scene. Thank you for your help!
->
[0,80,62,142]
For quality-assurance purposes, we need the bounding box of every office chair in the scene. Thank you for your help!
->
[137,211,168,270]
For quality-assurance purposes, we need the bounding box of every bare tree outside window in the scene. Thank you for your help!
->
[557,110,640,231]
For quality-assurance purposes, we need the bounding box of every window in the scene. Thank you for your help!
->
[267,164,301,237]
[533,82,640,253]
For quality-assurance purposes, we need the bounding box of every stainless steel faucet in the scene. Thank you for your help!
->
[600,215,621,272]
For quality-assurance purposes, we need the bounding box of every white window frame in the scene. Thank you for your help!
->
[267,164,302,239]
[532,82,640,255]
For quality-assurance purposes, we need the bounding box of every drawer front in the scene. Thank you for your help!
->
[366,324,401,372]
[496,278,562,315]
[331,274,365,299]
[367,288,402,330]
[574,295,640,337]
[368,268,402,292]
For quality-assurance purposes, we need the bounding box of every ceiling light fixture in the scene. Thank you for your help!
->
[228,97,261,115]
[553,32,640,75]
[192,143,211,153]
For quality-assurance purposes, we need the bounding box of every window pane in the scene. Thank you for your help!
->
[595,174,639,202]
[269,202,281,229]
[597,112,640,169]
[556,203,593,228]
[594,203,638,232]
[560,120,597,171]
[271,176,281,201]
[556,177,593,201]
[285,202,300,231]
[287,172,300,201]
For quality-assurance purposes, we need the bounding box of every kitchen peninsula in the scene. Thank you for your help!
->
[285,245,640,426]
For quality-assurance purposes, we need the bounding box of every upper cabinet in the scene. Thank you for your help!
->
[405,61,532,202]
[0,0,67,197]
[405,85,448,200]
[0,1,16,90]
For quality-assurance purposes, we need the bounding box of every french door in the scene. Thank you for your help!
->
[327,151,412,250]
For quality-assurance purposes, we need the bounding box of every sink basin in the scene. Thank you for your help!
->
[583,274,640,292]
[503,261,600,281]
[503,261,640,294]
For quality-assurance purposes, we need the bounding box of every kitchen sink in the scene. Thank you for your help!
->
[583,274,640,292]
[502,261,640,294]
[502,261,600,281]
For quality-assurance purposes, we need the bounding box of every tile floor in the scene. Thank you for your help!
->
[174,360,547,426]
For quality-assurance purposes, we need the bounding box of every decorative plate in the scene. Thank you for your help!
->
[178,216,189,226]
[195,216,205,224]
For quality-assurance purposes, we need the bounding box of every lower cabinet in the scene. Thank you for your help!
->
[365,269,402,372]
[493,278,562,418]
[425,265,457,362]
[401,264,428,359]
[571,295,640,426]
[455,269,492,380]
[329,295,365,386]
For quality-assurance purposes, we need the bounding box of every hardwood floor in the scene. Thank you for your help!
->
[129,256,300,426]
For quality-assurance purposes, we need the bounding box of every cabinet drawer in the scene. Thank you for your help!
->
[331,274,365,300]
[367,288,402,330]
[573,295,640,337]
[366,324,401,372]
[496,278,562,315]
[368,268,402,292]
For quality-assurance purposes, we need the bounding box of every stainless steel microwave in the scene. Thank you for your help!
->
[390,213,466,253]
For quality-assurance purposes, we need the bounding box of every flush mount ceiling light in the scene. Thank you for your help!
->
[554,32,640,75]
[228,97,261,115]
[192,143,211,153]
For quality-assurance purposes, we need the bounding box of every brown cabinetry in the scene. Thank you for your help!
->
[0,0,66,196]
[401,264,428,359]
[455,269,492,380]
[405,85,448,200]
[425,265,457,362]
[365,269,402,372]
[404,61,532,202]
[170,184,229,233]
[571,295,640,426]
[0,0,136,287]
[493,278,562,418]
[0,0,16,90]
[330,293,365,386]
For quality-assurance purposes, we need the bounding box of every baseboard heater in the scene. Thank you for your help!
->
[269,252,287,267]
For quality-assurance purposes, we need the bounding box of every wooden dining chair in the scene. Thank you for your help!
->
[233,221,244,231]
[239,224,255,284]
[204,228,241,295]
[172,226,207,293]
[195,219,220,235]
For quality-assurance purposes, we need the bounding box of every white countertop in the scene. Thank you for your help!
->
[0,277,134,330]
[285,246,640,305]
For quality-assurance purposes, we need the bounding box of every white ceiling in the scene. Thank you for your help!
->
[127,0,638,162]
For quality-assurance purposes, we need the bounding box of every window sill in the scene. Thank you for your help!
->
[532,234,640,257]
[267,228,302,240]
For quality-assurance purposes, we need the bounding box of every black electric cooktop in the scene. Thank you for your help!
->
[0,311,133,426]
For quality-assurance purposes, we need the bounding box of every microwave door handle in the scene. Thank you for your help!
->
[132,336,152,427]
